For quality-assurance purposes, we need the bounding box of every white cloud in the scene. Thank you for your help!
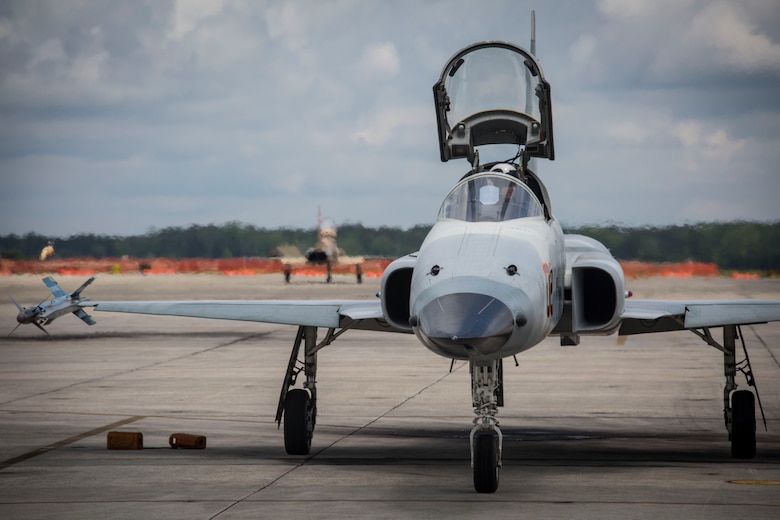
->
[673,121,701,148]
[0,18,19,43]
[171,0,227,39]
[264,2,310,51]
[350,106,426,146]
[604,121,648,143]
[687,1,780,73]
[702,128,746,161]
[593,0,780,81]
[598,0,696,20]
[673,120,747,163]
[29,38,66,67]
[69,33,109,87]
[357,42,401,79]
[569,33,596,66]
[597,0,655,18]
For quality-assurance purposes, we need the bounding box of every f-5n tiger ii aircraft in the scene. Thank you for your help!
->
[63,40,780,493]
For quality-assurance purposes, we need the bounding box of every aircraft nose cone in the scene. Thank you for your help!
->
[16,311,30,324]
[417,293,515,357]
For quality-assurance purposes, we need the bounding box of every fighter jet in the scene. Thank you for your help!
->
[281,209,364,283]
[24,37,780,493]
[305,210,342,265]
[9,276,96,338]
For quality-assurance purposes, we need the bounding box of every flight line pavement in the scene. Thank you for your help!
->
[0,273,779,519]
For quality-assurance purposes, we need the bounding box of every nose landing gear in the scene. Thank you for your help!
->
[470,360,503,493]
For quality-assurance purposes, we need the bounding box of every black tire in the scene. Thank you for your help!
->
[284,389,312,455]
[473,431,500,493]
[731,390,756,459]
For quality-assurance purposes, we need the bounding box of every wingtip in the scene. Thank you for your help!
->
[9,294,23,312]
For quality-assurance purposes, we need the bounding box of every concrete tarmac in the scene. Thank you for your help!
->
[1,274,779,519]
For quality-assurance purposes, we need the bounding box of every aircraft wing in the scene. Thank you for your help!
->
[620,299,780,335]
[72,308,96,326]
[82,299,404,333]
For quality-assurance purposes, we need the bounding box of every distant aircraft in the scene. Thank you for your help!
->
[15,28,780,494]
[305,210,342,264]
[9,276,95,338]
[280,209,364,283]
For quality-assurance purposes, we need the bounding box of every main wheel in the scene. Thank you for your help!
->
[473,431,500,493]
[731,390,756,459]
[284,389,313,455]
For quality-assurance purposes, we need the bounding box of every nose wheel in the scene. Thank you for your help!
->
[470,360,502,493]
[472,429,500,493]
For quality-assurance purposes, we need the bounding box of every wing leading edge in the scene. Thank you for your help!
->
[620,299,780,335]
[85,297,780,336]
[83,299,404,333]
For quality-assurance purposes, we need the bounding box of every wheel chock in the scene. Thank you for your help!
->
[107,431,143,450]
[168,433,207,449]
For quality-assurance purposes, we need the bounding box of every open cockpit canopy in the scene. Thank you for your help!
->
[433,41,554,164]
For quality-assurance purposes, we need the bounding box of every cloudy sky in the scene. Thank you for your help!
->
[1,0,779,237]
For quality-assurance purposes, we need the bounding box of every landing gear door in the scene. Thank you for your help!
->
[433,41,554,164]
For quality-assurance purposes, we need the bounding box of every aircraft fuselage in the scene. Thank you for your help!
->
[410,212,564,360]
[379,169,568,362]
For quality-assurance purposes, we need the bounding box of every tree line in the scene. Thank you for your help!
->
[1,221,778,271]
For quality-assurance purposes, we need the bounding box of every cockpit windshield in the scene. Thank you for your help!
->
[438,173,543,223]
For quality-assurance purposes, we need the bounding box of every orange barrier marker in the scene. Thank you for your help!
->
[107,431,143,450]
[168,433,207,449]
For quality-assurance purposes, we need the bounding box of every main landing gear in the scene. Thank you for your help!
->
[276,325,346,455]
[470,359,504,493]
[689,324,766,458]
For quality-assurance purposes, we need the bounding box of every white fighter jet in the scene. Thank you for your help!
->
[23,38,779,493]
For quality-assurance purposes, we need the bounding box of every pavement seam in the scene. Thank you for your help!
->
[207,361,468,519]
[750,325,780,369]
[0,415,144,471]
[0,334,265,407]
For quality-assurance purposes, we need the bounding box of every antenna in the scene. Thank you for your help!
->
[524,11,535,115]
[525,10,538,174]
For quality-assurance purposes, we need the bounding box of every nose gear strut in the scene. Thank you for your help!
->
[470,359,503,493]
